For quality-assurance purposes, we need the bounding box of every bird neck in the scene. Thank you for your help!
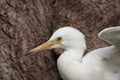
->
[63,45,86,61]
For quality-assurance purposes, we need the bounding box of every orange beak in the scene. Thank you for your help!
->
[28,39,60,54]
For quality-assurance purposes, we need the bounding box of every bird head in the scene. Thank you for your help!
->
[29,26,86,54]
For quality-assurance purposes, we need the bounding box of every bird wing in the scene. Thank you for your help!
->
[82,26,120,80]
[98,26,120,48]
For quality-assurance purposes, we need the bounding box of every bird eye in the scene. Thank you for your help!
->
[57,37,62,41]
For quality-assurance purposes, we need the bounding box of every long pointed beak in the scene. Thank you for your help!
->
[28,39,60,54]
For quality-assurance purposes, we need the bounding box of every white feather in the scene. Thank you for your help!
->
[49,26,120,80]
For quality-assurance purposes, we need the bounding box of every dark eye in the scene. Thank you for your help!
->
[57,37,62,41]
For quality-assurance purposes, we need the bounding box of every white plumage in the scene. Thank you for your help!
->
[30,26,120,80]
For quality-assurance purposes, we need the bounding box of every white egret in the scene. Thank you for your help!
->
[29,26,120,80]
